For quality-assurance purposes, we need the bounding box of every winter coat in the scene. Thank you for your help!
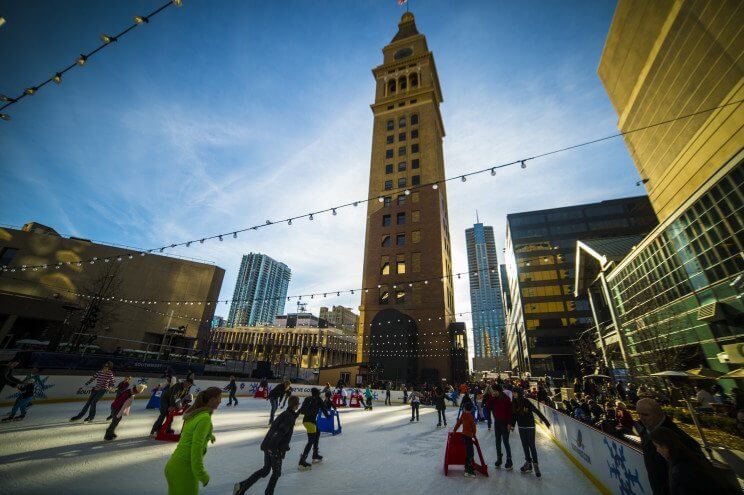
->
[299,395,329,425]
[261,408,298,457]
[454,410,476,438]
[511,397,549,428]
[268,383,285,400]
[433,393,446,410]
[668,457,741,495]
[226,379,237,392]
[486,394,513,424]
[164,410,214,495]
[111,388,134,412]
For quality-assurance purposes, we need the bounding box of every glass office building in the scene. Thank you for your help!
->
[227,253,291,327]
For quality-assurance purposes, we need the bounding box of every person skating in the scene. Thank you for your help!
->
[225,376,239,407]
[0,358,22,396]
[487,384,514,470]
[234,396,300,495]
[151,377,194,437]
[433,387,447,428]
[267,380,288,425]
[298,388,330,470]
[70,361,115,422]
[104,384,147,440]
[280,383,292,409]
[363,385,374,410]
[403,385,408,405]
[410,389,420,422]
[482,385,493,430]
[3,378,36,421]
[107,376,132,420]
[453,402,478,478]
[164,387,221,495]
[511,387,550,478]
[384,382,392,405]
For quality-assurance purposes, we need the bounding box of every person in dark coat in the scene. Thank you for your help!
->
[433,387,447,427]
[149,378,193,436]
[636,398,704,495]
[0,359,22,396]
[234,395,300,495]
[297,388,330,470]
[487,385,514,470]
[267,381,288,425]
[225,376,238,407]
[650,426,741,495]
[511,387,550,477]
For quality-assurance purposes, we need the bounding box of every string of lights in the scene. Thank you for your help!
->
[0,0,183,121]
[2,98,740,270]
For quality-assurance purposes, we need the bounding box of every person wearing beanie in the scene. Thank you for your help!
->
[297,388,330,470]
[104,383,147,441]
[453,402,478,478]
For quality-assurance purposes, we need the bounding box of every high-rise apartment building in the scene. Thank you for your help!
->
[504,197,657,377]
[358,12,457,382]
[227,254,290,327]
[319,306,358,334]
[465,222,506,360]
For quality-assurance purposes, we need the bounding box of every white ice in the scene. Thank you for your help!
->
[0,398,599,495]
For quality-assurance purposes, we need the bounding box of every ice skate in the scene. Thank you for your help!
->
[233,481,247,495]
[464,471,476,478]
[520,461,533,473]
[494,455,502,468]
[2,414,15,422]
[312,455,323,463]
[298,461,312,471]
[534,462,541,478]
[13,413,26,421]
[504,458,513,470]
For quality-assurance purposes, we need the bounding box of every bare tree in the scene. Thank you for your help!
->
[72,262,124,344]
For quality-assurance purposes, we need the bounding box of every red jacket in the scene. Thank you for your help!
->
[487,394,513,424]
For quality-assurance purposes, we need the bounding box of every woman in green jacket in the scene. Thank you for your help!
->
[164,387,222,495]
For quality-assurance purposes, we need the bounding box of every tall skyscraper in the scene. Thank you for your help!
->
[358,12,457,383]
[504,197,657,377]
[465,222,505,360]
[227,253,290,327]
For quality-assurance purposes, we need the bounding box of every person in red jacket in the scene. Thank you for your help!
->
[453,402,477,478]
[486,384,514,470]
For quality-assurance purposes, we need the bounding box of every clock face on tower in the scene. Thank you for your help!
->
[394,47,413,60]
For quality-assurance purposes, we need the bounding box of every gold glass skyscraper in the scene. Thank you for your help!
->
[357,13,456,383]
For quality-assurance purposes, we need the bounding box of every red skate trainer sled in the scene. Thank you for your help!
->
[443,431,489,476]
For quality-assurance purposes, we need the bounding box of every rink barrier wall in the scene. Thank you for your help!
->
[531,400,651,495]
[1,373,405,407]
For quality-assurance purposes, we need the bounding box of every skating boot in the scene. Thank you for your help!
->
[84,417,94,423]
[494,455,502,469]
[534,462,541,478]
[520,461,533,473]
[298,461,312,471]
[2,414,15,422]
[69,416,82,422]
[504,458,513,470]
[411,418,416,423]
[312,455,323,464]
[233,481,247,495]
[13,413,26,421]
[104,433,117,441]
[464,471,476,478]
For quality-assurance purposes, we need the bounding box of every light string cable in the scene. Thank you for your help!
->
[2,98,742,271]
[0,0,184,121]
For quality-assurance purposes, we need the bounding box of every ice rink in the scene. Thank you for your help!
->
[0,398,599,495]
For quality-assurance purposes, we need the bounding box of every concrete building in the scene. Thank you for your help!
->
[465,222,506,365]
[358,12,458,383]
[227,254,290,327]
[504,197,657,377]
[274,312,327,329]
[591,0,744,382]
[211,316,225,329]
[211,325,357,370]
[0,222,224,351]
[319,306,358,334]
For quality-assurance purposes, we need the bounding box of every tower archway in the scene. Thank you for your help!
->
[369,308,419,384]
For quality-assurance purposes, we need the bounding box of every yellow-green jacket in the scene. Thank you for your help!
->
[164,409,214,495]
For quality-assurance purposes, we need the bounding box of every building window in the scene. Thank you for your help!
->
[396,233,405,246]
[412,252,421,273]
[387,80,396,94]
[411,129,418,139]
[412,230,421,243]
[379,286,390,304]
[398,161,407,172]
[0,247,18,267]
[412,159,420,169]
[399,76,407,90]
[380,256,390,275]
[398,177,407,188]
[397,212,406,225]
[386,135,394,144]
[410,99,417,104]
[397,194,406,205]
[396,255,406,274]
[410,73,418,88]
[386,105,394,111]
[411,143,419,153]
[412,192,420,203]
[383,214,391,227]
[412,175,420,186]
[384,180,393,190]
[398,102,404,107]
[411,114,419,125]
[385,164,393,174]
[383,196,392,206]
[398,146,406,157]
[412,210,420,222]
[399,132,406,141]
[395,290,406,303]
[386,119,394,131]
[386,149,393,159]
[381,235,391,247]
[399,117,406,128]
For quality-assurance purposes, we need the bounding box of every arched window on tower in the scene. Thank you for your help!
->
[387,79,396,95]
[410,73,418,88]
[398,76,407,91]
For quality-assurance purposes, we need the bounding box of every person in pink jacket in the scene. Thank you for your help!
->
[104,383,147,441]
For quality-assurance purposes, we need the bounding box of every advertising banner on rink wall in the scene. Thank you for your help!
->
[533,400,651,495]
[1,373,404,406]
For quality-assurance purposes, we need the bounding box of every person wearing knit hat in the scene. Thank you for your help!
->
[104,383,148,441]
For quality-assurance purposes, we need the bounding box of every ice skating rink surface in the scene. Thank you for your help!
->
[0,399,599,495]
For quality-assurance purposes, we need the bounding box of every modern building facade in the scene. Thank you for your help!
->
[227,254,290,327]
[595,1,744,382]
[274,312,327,329]
[465,222,506,363]
[0,222,224,351]
[319,306,358,334]
[504,197,657,377]
[358,12,457,383]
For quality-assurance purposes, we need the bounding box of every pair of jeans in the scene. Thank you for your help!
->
[74,389,106,420]
[241,451,284,494]
[463,436,474,473]
[300,424,320,462]
[385,392,391,405]
[410,402,419,420]
[437,409,447,425]
[518,427,538,463]
[269,398,279,423]
[494,420,512,459]
[228,391,238,406]
[483,404,492,428]
[150,404,169,435]
[11,396,32,416]
[105,415,122,439]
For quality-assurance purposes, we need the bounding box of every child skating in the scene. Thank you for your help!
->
[453,402,477,478]
[104,383,147,440]
[2,378,36,421]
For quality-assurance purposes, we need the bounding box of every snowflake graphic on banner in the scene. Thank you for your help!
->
[4,376,55,401]
[137,377,149,385]
[604,437,644,495]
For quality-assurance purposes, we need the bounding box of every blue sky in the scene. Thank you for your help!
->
[0,1,643,341]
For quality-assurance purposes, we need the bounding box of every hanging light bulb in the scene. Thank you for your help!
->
[332,208,337,216]
[309,213,314,221]
[53,73,62,84]
[288,218,292,226]
[199,238,205,244]
[491,168,496,176]
[521,160,527,169]
[218,235,223,241]
[378,196,384,203]
[172,0,183,6]
[461,176,466,182]
[159,247,165,253]
[77,54,88,66]
[24,87,37,95]
[134,15,149,24]
[100,33,117,43]
[233,232,238,238]
[0,114,10,121]
[0,94,15,102]
[432,184,438,190]
[353,202,359,207]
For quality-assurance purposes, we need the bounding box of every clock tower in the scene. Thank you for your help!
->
[358,12,457,383]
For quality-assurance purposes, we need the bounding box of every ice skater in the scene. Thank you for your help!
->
[298,388,330,470]
[384,382,392,405]
[280,383,292,409]
[107,376,132,420]
[151,377,194,437]
[2,377,36,421]
[511,387,550,477]
[267,380,288,424]
[233,395,300,495]
[453,402,478,478]
[403,385,408,404]
[104,383,147,440]
[433,387,447,428]
[70,361,115,423]
[409,388,420,422]
[363,385,374,410]
[164,387,221,495]
[225,376,238,406]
